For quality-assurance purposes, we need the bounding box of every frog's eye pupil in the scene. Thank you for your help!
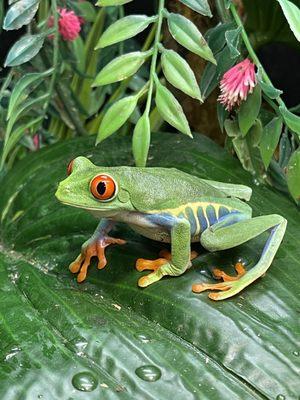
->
[97,181,106,195]
[90,174,116,201]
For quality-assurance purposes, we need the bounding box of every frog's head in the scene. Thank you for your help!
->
[55,157,135,217]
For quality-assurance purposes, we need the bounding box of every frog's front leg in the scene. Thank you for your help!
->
[193,214,287,300]
[137,215,191,287]
[69,219,126,282]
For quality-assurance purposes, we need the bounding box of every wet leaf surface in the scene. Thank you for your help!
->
[0,133,299,399]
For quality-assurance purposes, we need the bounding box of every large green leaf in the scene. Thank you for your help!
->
[0,133,299,399]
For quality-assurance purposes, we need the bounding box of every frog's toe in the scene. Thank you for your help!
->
[138,267,166,287]
[212,262,246,282]
[69,254,83,274]
[135,258,168,272]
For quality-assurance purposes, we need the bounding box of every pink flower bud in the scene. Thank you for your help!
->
[218,59,257,111]
[48,8,83,42]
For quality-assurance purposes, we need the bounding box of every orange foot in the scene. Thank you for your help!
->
[135,249,198,272]
[69,236,126,283]
[192,262,246,300]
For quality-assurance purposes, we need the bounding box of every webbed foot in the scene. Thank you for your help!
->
[69,236,126,283]
[192,262,247,300]
[136,249,198,287]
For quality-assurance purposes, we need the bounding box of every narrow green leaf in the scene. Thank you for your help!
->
[259,79,283,99]
[7,69,53,120]
[286,149,300,203]
[96,0,133,5]
[1,116,43,168]
[97,95,138,144]
[95,15,157,49]
[161,48,202,101]
[75,1,96,22]
[4,33,46,67]
[3,0,39,30]
[238,85,262,136]
[93,51,150,86]
[155,77,192,137]
[167,12,216,64]
[178,0,212,17]
[132,113,151,167]
[259,116,283,169]
[277,0,300,42]
[225,26,242,58]
[279,105,300,136]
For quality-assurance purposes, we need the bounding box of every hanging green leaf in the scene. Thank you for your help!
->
[277,0,300,42]
[75,1,97,22]
[167,12,216,64]
[161,48,202,101]
[95,15,157,49]
[4,33,46,67]
[286,149,300,203]
[93,51,151,86]
[96,0,133,5]
[178,0,212,17]
[279,105,300,136]
[3,0,39,30]
[258,79,283,99]
[238,85,262,136]
[155,77,192,137]
[259,116,283,169]
[7,69,53,120]
[96,95,138,144]
[225,26,242,58]
[132,113,151,167]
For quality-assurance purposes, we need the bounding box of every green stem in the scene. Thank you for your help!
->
[230,3,285,108]
[145,0,165,115]
[43,0,59,113]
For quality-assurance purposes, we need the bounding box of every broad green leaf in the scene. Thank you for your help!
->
[132,113,151,167]
[7,69,53,120]
[93,51,151,86]
[95,15,157,49]
[259,116,283,169]
[155,78,192,137]
[96,0,133,5]
[4,33,46,67]
[167,12,216,64]
[161,48,202,101]
[0,133,299,399]
[277,0,300,41]
[258,79,283,99]
[286,149,300,203]
[97,95,138,144]
[225,26,242,58]
[205,21,235,54]
[279,105,300,136]
[3,0,39,30]
[238,85,262,136]
[178,0,212,17]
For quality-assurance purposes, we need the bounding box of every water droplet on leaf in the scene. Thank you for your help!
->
[136,334,151,343]
[72,371,98,392]
[292,350,299,356]
[276,395,286,400]
[135,365,161,382]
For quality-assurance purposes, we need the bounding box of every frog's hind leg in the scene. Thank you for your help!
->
[193,214,287,300]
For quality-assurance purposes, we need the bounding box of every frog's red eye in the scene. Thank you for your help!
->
[90,174,116,201]
[67,159,74,176]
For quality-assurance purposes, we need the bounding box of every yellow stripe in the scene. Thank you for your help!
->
[149,202,233,218]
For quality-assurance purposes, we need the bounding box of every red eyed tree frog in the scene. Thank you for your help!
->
[55,157,287,300]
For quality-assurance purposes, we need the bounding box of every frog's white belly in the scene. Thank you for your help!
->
[129,223,171,243]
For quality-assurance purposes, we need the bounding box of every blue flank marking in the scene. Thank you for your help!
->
[218,206,229,219]
[145,213,176,228]
[261,225,278,257]
[185,207,197,236]
[197,207,208,232]
[206,205,217,225]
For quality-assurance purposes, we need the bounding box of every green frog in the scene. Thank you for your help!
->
[55,156,287,300]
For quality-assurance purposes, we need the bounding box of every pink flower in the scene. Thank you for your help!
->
[48,8,83,42]
[218,59,257,111]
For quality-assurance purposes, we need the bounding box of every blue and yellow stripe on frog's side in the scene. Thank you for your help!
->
[148,202,239,236]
